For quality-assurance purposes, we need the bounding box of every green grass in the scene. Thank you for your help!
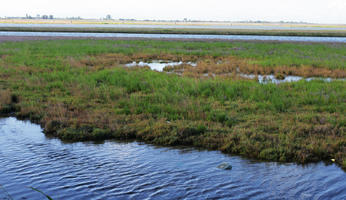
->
[0,39,345,170]
[0,39,345,69]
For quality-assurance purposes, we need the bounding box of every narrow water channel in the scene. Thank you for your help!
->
[0,117,345,200]
[1,31,346,43]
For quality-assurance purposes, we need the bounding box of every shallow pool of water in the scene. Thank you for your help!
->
[125,62,345,83]
[125,60,196,72]
[0,117,345,199]
[239,74,345,84]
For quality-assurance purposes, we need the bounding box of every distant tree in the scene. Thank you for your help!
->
[42,15,48,19]
[106,14,112,20]
[49,15,54,19]
[25,14,33,19]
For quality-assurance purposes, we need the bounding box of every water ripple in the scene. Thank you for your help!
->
[0,117,345,199]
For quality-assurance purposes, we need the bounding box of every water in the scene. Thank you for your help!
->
[0,117,345,199]
[1,23,346,31]
[125,60,196,72]
[239,74,346,84]
[123,61,345,82]
[1,31,346,43]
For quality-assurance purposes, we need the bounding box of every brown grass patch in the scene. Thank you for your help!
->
[66,53,345,78]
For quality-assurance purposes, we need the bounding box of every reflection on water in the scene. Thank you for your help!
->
[123,61,345,83]
[0,117,345,200]
[1,31,346,43]
[125,60,196,71]
[239,74,346,84]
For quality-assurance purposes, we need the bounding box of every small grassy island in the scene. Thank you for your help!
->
[0,39,345,170]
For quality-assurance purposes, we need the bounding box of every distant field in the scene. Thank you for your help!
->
[1,19,346,28]
[1,19,346,37]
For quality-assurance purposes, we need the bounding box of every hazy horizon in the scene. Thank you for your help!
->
[1,0,346,24]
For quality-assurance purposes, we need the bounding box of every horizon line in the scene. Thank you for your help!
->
[1,17,346,26]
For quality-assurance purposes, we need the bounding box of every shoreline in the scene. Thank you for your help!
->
[1,27,346,37]
[1,114,343,172]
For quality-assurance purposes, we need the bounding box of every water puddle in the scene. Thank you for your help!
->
[124,61,344,83]
[125,60,196,72]
[239,74,345,84]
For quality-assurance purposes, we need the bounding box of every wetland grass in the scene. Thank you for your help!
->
[0,39,345,170]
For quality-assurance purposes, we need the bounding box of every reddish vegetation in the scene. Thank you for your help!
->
[74,53,345,78]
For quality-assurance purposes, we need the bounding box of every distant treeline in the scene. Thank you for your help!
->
[0,16,311,24]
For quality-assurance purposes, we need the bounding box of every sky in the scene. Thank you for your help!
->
[1,0,346,24]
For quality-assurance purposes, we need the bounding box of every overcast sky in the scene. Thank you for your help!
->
[1,0,346,24]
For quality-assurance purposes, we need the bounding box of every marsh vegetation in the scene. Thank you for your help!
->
[0,39,345,169]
